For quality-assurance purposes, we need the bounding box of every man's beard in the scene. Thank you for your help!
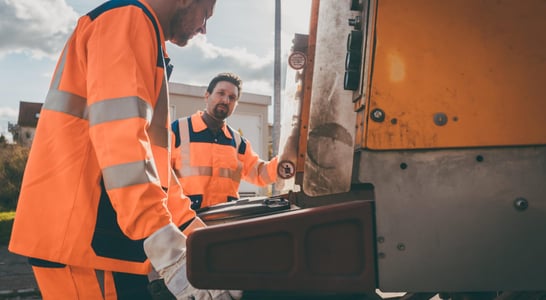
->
[171,36,189,47]
[213,104,229,120]
[169,10,191,46]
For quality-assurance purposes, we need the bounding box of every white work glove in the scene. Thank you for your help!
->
[144,223,191,299]
[144,222,242,300]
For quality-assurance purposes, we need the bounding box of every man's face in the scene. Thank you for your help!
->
[204,81,239,121]
[170,0,216,47]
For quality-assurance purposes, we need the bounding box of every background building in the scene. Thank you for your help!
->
[11,101,42,147]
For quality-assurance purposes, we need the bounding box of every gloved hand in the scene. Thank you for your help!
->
[144,220,242,300]
[144,222,191,299]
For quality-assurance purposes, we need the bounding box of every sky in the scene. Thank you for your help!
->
[0,0,312,139]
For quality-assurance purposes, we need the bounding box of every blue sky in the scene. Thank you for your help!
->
[0,0,311,138]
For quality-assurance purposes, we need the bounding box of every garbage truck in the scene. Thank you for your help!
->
[186,0,546,299]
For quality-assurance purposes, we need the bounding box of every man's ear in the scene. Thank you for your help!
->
[204,91,210,102]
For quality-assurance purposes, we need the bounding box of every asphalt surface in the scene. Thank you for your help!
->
[0,246,40,299]
[0,246,424,300]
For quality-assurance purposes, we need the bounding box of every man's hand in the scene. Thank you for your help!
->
[144,223,191,298]
[144,219,241,300]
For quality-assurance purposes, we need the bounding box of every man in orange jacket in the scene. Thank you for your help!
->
[8,0,234,299]
[171,73,279,210]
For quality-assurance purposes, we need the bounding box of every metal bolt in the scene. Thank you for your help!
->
[397,243,406,251]
[377,236,385,243]
[434,113,448,126]
[378,252,386,259]
[514,197,528,211]
[371,108,385,122]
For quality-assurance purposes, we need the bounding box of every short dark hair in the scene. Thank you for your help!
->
[206,72,243,99]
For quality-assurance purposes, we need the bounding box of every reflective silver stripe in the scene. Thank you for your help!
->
[95,270,105,298]
[246,162,259,178]
[175,117,206,179]
[43,41,89,120]
[149,79,170,148]
[176,165,241,183]
[258,161,273,182]
[86,87,169,149]
[88,97,152,126]
[102,160,159,190]
[232,128,242,152]
[149,125,169,148]
[50,43,68,90]
[246,160,273,183]
[176,118,242,182]
[218,166,242,183]
[178,117,191,173]
[175,166,212,178]
[44,89,88,119]
[230,130,243,182]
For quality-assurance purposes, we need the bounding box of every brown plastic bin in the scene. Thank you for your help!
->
[187,200,376,293]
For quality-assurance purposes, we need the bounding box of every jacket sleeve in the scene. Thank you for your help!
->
[85,7,173,240]
[168,127,195,227]
[239,136,279,186]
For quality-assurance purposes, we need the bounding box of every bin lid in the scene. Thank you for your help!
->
[196,196,293,225]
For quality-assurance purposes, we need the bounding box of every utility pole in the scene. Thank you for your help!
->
[272,0,281,157]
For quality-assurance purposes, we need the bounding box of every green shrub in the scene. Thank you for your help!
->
[0,143,29,211]
[0,211,15,246]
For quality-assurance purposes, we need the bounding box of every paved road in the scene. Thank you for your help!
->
[0,246,438,300]
[0,246,40,299]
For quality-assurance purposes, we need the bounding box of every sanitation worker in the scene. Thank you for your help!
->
[8,0,235,299]
[171,72,278,210]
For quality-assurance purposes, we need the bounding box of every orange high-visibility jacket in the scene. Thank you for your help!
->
[172,111,279,209]
[9,0,195,275]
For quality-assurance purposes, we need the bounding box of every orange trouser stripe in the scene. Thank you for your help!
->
[32,265,117,300]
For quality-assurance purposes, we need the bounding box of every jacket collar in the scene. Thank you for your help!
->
[191,111,233,139]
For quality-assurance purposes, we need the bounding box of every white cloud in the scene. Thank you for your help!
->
[0,107,18,120]
[162,0,311,99]
[0,0,312,130]
[0,0,79,59]
[243,80,275,96]
[165,1,311,98]
[167,36,275,97]
[191,36,273,70]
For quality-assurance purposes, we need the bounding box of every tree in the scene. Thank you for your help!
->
[0,143,29,211]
